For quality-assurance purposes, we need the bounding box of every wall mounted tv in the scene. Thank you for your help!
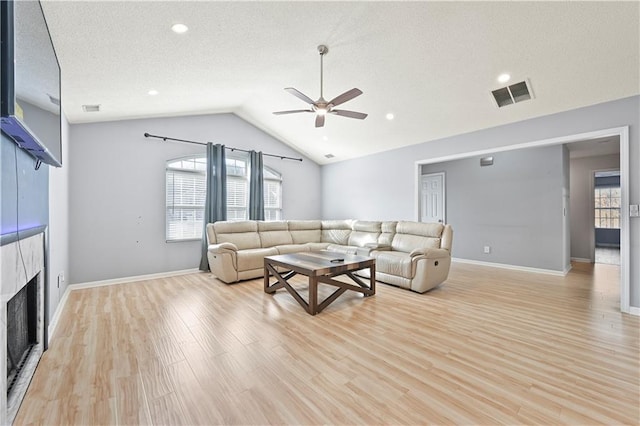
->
[1,0,62,168]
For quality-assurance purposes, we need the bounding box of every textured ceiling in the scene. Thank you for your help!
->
[40,1,639,164]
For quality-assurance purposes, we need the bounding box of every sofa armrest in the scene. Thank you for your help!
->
[209,242,238,253]
[409,248,450,259]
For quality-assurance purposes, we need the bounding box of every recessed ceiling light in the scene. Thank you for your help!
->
[497,73,511,84]
[322,136,328,141]
[171,23,188,34]
[386,113,394,120]
[148,89,159,96]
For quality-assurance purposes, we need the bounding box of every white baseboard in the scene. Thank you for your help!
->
[628,306,640,316]
[69,268,202,290]
[571,257,592,263]
[452,258,567,276]
[48,285,70,344]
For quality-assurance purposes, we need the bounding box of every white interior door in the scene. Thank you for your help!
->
[421,172,445,223]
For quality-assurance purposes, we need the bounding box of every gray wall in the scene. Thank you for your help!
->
[69,113,321,284]
[421,145,567,271]
[322,95,640,308]
[1,105,70,327]
[569,154,620,260]
[48,114,70,320]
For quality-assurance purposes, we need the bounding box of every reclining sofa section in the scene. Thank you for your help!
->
[206,220,453,293]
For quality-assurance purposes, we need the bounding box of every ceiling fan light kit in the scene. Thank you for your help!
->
[273,44,368,128]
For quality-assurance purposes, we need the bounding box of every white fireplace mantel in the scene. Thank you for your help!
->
[1,227,46,425]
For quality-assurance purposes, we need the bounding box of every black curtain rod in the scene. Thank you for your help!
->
[143,132,303,162]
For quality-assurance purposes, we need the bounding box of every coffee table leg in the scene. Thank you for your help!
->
[370,263,376,295]
[309,275,318,315]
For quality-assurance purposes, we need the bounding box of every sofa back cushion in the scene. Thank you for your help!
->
[379,221,398,246]
[258,221,293,247]
[348,221,381,247]
[288,220,322,244]
[206,223,217,244]
[213,220,261,250]
[391,221,444,253]
[321,220,352,245]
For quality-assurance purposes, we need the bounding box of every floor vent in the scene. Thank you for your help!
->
[492,80,533,107]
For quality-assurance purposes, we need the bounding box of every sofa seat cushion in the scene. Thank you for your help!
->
[237,247,278,271]
[326,244,358,255]
[275,244,310,255]
[304,242,331,251]
[372,251,414,279]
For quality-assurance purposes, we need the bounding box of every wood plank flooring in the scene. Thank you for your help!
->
[15,262,639,425]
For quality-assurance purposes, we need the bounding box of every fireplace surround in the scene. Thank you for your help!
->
[1,226,46,425]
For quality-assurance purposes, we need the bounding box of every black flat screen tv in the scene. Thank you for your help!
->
[1,0,62,167]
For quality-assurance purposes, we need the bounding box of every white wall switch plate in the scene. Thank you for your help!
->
[484,246,491,254]
[630,204,639,217]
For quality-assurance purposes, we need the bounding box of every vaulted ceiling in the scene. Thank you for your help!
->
[41,1,639,164]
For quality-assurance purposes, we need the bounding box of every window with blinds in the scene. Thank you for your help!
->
[166,154,283,241]
[264,167,282,220]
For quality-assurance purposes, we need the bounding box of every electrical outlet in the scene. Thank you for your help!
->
[484,246,491,254]
[631,204,640,217]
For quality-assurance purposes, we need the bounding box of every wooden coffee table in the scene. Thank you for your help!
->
[264,251,376,315]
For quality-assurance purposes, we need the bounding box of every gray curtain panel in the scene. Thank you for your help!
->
[199,143,227,271]
[249,150,265,220]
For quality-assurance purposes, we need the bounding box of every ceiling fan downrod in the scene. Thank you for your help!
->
[318,44,328,101]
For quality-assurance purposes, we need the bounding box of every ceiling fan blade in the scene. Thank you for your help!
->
[315,114,325,128]
[284,87,316,105]
[273,109,313,115]
[328,88,363,107]
[331,109,368,120]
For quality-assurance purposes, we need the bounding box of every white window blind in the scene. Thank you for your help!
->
[166,169,206,240]
[166,155,283,241]
[264,176,282,220]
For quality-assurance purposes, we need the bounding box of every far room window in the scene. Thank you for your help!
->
[165,154,283,241]
[594,186,621,229]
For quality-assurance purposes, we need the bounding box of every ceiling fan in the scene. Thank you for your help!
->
[273,45,367,128]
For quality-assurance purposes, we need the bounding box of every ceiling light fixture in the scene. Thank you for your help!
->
[148,89,159,96]
[322,136,328,141]
[497,73,511,84]
[273,45,367,128]
[171,23,188,34]
[386,113,394,120]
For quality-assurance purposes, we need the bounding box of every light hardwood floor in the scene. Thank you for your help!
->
[16,262,639,425]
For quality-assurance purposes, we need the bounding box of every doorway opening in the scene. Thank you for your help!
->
[414,126,631,314]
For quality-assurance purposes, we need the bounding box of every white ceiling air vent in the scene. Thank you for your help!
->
[82,104,100,112]
[324,153,335,159]
[491,80,533,108]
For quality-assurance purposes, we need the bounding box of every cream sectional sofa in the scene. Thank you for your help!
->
[206,220,453,293]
